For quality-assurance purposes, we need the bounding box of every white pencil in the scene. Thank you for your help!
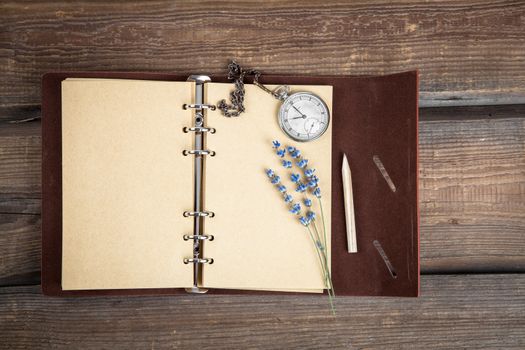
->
[342,154,357,253]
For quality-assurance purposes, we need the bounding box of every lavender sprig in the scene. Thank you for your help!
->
[266,140,335,315]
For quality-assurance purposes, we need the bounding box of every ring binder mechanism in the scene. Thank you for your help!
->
[183,234,214,241]
[183,126,216,134]
[183,211,215,218]
[182,149,216,156]
[183,75,216,294]
[183,103,216,110]
[183,258,214,264]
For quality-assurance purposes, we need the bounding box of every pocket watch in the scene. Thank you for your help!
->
[217,61,330,142]
[275,87,330,142]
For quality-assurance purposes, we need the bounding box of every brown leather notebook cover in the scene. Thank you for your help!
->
[42,71,419,297]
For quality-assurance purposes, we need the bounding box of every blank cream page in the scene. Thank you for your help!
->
[204,83,332,291]
[62,79,194,290]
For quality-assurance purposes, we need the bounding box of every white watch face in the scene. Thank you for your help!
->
[278,92,330,142]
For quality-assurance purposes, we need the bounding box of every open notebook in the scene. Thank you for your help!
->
[60,78,332,293]
[42,71,419,297]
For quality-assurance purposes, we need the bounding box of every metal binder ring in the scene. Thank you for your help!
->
[182,149,216,157]
[183,103,216,111]
[184,258,214,264]
[183,126,216,134]
[183,234,214,241]
[183,211,215,218]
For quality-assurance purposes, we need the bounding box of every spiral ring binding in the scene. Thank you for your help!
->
[182,149,216,156]
[184,258,214,264]
[183,210,215,218]
[183,234,214,241]
[183,103,216,110]
[183,126,216,134]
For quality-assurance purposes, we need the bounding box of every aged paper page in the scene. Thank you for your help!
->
[62,79,194,290]
[204,83,332,291]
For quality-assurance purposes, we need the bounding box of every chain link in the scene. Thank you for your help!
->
[217,60,288,117]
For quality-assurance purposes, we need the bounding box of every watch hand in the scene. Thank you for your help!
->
[290,115,306,120]
[292,106,307,119]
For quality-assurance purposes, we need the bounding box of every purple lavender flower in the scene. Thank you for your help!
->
[287,146,296,153]
[278,185,286,193]
[291,149,301,158]
[299,216,310,226]
[276,149,286,158]
[304,168,315,178]
[282,160,292,168]
[266,169,275,178]
[307,211,316,221]
[313,187,321,198]
[297,159,308,168]
[296,182,307,193]
[290,173,301,183]
[304,198,312,207]
[306,180,317,188]
[290,203,301,215]
[284,194,293,203]
[271,175,281,185]
[272,140,281,149]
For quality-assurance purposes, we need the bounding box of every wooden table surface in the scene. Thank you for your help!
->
[1,1,524,349]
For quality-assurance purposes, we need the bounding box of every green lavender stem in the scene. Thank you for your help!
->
[312,219,335,297]
[306,225,330,291]
[311,202,335,316]
[318,198,329,261]
[307,225,335,315]
[303,194,335,307]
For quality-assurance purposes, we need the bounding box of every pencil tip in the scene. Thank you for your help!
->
[342,153,350,172]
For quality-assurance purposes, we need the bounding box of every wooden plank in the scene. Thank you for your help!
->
[421,104,525,121]
[0,121,40,198]
[0,105,524,284]
[419,105,525,272]
[0,214,40,286]
[0,274,523,349]
[0,121,41,285]
[1,0,525,114]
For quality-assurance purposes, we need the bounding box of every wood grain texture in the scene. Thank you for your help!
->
[0,105,523,284]
[0,121,40,198]
[0,274,523,349]
[0,214,40,286]
[1,0,525,116]
[0,121,41,285]
[419,105,525,272]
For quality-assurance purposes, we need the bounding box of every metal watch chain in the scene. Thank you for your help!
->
[218,60,290,117]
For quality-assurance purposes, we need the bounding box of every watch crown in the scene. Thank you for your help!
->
[273,85,291,101]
